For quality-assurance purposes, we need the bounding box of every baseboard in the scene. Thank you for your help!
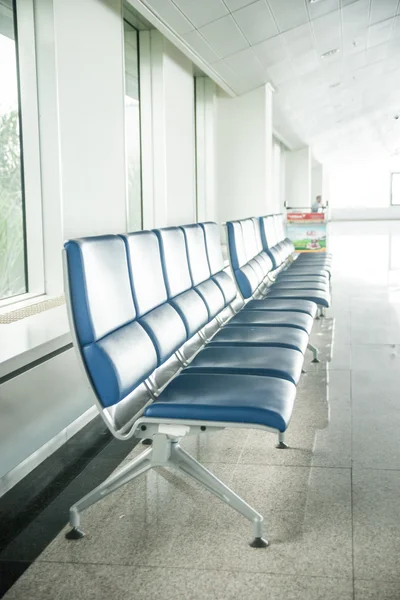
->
[0,405,97,498]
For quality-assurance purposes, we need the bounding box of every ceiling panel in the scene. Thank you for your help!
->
[282,22,314,57]
[267,0,309,33]
[308,0,339,21]
[225,47,267,88]
[223,0,255,11]
[142,0,400,160]
[172,0,228,28]
[253,35,288,67]
[368,17,395,48]
[292,50,320,76]
[370,0,398,25]
[266,59,296,85]
[182,30,221,64]
[143,0,194,34]
[311,10,342,56]
[232,1,278,45]
[342,0,369,55]
[199,14,249,57]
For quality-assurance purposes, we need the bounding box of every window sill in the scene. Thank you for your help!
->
[0,304,71,380]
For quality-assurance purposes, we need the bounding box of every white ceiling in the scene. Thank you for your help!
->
[136,0,400,163]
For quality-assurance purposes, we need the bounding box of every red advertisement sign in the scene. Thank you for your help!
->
[287,212,325,222]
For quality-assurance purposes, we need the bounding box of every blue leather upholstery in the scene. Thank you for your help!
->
[185,346,303,385]
[155,227,192,298]
[66,236,136,346]
[65,236,158,408]
[144,373,296,432]
[181,224,211,285]
[122,231,188,363]
[200,222,237,304]
[265,288,330,308]
[245,298,318,318]
[181,224,227,318]
[227,216,331,307]
[209,325,309,353]
[229,310,314,335]
[153,228,210,338]
[272,280,329,292]
[65,214,325,438]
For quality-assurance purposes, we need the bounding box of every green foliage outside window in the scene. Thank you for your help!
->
[0,110,25,299]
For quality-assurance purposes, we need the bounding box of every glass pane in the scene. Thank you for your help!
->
[0,0,26,300]
[124,22,142,231]
[391,173,400,206]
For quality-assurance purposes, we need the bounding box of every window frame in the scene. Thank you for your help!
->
[390,173,400,206]
[123,17,143,232]
[0,0,44,307]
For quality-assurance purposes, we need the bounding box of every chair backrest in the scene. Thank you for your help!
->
[155,226,210,338]
[64,235,159,410]
[226,221,262,299]
[65,220,246,417]
[201,222,237,305]
[181,224,226,319]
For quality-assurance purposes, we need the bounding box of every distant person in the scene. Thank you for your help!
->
[311,195,322,212]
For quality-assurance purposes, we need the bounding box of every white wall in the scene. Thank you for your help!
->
[163,40,196,225]
[328,157,400,219]
[216,84,274,222]
[3,1,199,492]
[285,146,312,209]
[272,139,282,213]
[311,163,323,205]
[35,0,128,294]
[140,31,196,228]
[195,77,217,222]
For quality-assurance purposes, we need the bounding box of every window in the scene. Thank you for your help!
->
[123,21,142,231]
[391,173,400,206]
[0,0,26,300]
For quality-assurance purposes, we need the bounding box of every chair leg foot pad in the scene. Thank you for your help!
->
[312,358,320,363]
[249,537,269,548]
[65,527,85,540]
[276,441,289,449]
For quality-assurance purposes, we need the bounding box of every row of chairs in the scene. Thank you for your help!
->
[63,214,332,548]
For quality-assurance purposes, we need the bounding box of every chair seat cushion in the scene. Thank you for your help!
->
[245,298,318,318]
[272,281,329,292]
[296,253,332,260]
[230,309,314,334]
[144,373,296,432]
[276,274,328,283]
[289,266,331,276]
[265,288,330,308]
[185,346,303,385]
[209,325,308,354]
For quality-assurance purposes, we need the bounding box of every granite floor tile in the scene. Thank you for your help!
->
[351,344,400,372]
[328,343,351,370]
[162,465,353,578]
[353,469,400,582]
[354,579,400,600]
[3,562,354,600]
[36,462,234,567]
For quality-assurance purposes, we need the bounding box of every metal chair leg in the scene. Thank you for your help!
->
[308,342,320,363]
[66,447,152,539]
[171,443,268,547]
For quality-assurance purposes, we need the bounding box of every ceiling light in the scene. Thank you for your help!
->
[321,48,339,58]
[309,0,322,3]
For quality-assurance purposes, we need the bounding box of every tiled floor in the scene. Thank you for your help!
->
[2,220,400,599]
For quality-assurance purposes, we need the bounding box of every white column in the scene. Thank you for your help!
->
[195,77,217,222]
[216,83,274,223]
[285,147,312,209]
[139,30,196,228]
